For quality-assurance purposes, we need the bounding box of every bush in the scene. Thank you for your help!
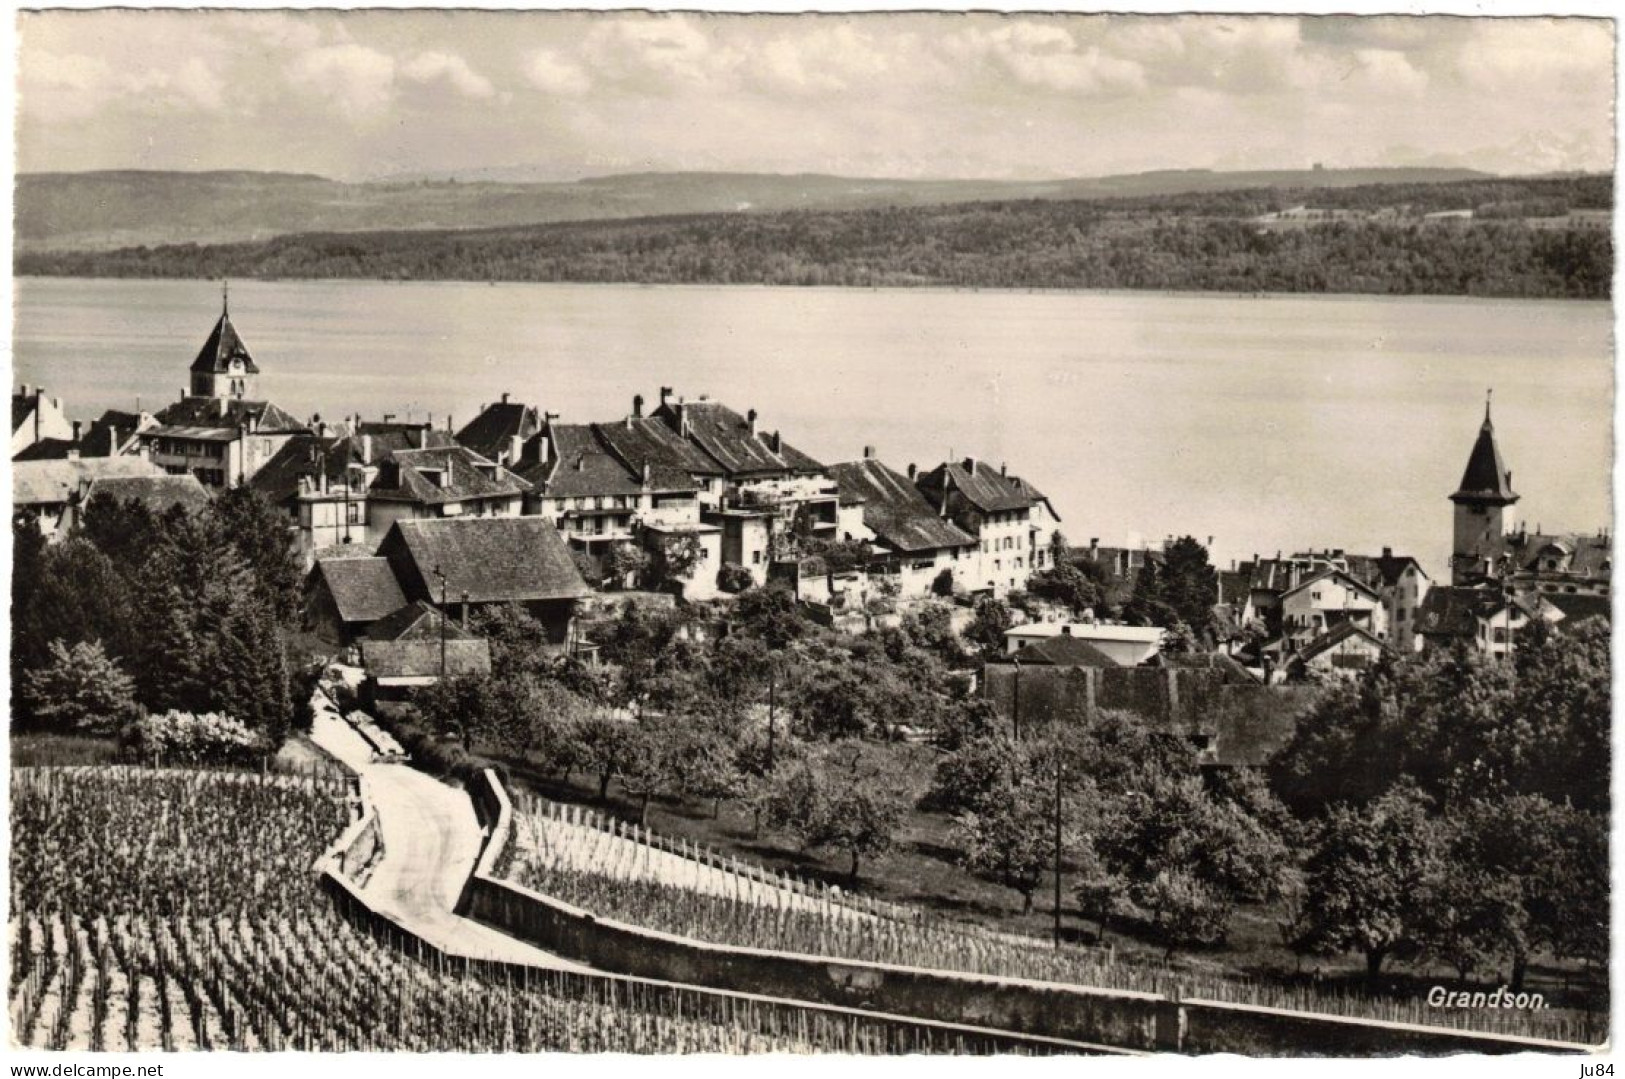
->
[717,563,755,594]
[372,708,510,788]
[120,710,268,767]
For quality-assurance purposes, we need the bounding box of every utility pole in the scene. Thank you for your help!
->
[767,663,777,767]
[1054,757,1064,948]
[1011,655,1022,743]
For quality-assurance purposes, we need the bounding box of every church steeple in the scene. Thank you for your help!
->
[189,285,260,400]
[1450,391,1519,585]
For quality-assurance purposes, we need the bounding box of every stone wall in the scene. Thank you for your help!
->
[982,665,1315,766]
[460,770,1585,1056]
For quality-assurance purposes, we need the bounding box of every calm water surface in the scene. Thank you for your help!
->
[13,277,1613,579]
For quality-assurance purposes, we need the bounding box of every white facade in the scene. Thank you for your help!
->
[1279,571,1388,645]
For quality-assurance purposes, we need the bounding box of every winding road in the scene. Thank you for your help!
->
[311,710,589,969]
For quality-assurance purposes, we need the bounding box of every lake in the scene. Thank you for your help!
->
[12,277,1613,580]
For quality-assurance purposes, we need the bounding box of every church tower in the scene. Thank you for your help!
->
[188,283,260,400]
[1449,394,1519,585]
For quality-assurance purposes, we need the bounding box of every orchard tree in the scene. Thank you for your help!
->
[765,743,910,881]
[954,781,1054,913]
[604,542,651,589]
[1297,784,1441,986]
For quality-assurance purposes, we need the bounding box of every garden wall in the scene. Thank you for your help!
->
[463,770,1591,1056]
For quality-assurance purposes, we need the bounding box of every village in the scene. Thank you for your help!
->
[12,293,1611,745]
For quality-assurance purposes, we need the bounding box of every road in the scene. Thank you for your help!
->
[311,709,589,969]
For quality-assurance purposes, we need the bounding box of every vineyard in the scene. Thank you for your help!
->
[7,765,1054,1053]
[506,791,1608,1045]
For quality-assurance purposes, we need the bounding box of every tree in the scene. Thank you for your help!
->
[1026,564,1102,617]
[731,585,807,650]
[1159,536,1219,641]
[22,639,142,734]
[469,603,554,683]
[604,542,651,589]
[645,532,703,592]
[765,743,909,881]
[920,735,1016,815]
[954,783,1053,913]
[1297,785,1441,986]
[208,487,303,625]
[963,596,1013,657]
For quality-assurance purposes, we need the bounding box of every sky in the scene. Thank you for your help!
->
[14,11,1618,182]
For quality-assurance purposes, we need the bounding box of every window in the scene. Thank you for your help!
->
[346,503,362,524]
[751,551,762,565]
[1311,591,1321,601]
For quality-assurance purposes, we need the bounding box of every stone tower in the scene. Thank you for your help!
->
[1449,395,1519,586]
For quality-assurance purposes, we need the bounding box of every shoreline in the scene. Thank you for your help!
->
[13,274,1611,307]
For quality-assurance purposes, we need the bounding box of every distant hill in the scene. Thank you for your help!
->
[16,166,1496,253]
[18,174,1611,300]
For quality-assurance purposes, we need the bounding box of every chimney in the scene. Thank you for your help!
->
[660,386,673,406]
[361,434,373,462]
[770,431,782,453]
[501,392,510,406]
[1000,462,1007,476]
[446,414,453,432]
[748,409,759,436]
[1382,546,1393,559]
[633,393,644,418]
[907,463,917,481]
[678,404,690,438]
[383,413,397,424]
[1090,537,1099,552]
[18,384,29,398]
[642,462,652,486]
[863,445,876,459]
[71,420,82,444]
[962,456,975,473]
[1207,536,1214,548]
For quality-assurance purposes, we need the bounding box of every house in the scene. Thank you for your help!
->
[1230,546,1424,651]
[1000,634,1119,668]
[78,410,153,458]
[1416,585,1556,658]
[914,456,1060,597]
[1073,538,1166,610]
[1004,621,1164,666]
[12,385,74,459]
[304,555,409,645]
[365,444,530,538]
[827,453,977,599]
[12,456,171,539]
[375,517,589,649]
[1289,622,1391,679]
[358,638,492,708]
[1274,568,1388,651]
[593,396,726,505]
[136,300,308,489]
[1344,548,1432,653]
[518,418,720,598]
[455,393,543,466]
[250,434,371,561]
[1501,528,1611,600]
[651,390,841,586]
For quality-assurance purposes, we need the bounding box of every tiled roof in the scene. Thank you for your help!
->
[380,516,588,604]
[1546,592,1611,625]
[593,416,720,479]
[916,459,1039,515]
[12,438,77,462]
[1416,585,1541,638]
[368,446,530,506]
[1279,568,1381,603]
[1451,410,1518,504]
[521,423,642,497]
[154,396,306,433]
[360,638,491,679]
[364,600,481,642]
[828,459,977,553]
[79,410,146,458]
[354,422,457,461]
[82,475,212,517]
[455,400,541,461]
[1153,651,1260,683]
[250,434,359,504]
[13,456,165,507]
[1011,635,1119,667]
[655,400,822,477]
[1299,621,1389,663]
[189,311,260,375]
[315,557,407,624]
[1506,531,1611,577]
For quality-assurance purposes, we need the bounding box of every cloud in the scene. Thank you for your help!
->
[525,49,591,96]
[940,21,1147,96]
[288,43,396,120]
[401,51,495,99]
[581,15,740,92]
[21,49,225,118]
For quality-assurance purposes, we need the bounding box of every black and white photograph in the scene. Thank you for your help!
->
[5,5,1615,1060]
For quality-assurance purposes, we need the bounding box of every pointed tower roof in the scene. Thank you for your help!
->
[189,286,260,375]
[1450,396,1518,505]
